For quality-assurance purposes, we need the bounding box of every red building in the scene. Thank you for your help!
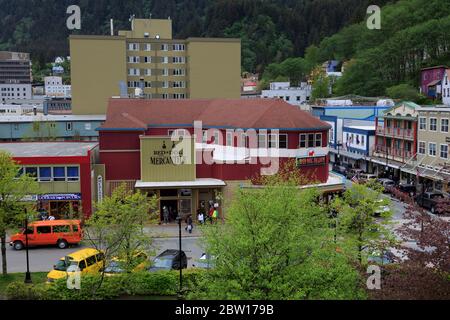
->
[98,98,332,219]
[421,66,447,98]
[0,142,99,219]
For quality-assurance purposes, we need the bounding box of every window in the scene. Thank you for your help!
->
[173,56,185,64]
[161,68,168,76]
[440,144,448,159]
[128,56,139,63]
[315,133,322,147]
[173,93,185,99]
[173,69,185,76]
[258,134,267,148]
[285,96,290,101]
[173,81,185,88]
[25,167,37,179]
[279,134,288,149]
[441,118,449,132]
[38,167,51,182]
[418,141,426,154]
[128,43,139,51]
[226,132,233,146]
[96,253,105,262]
[67,166,79,182]
[85,123,91,130]
[66,122,72,131]
[162,81,169,88]
[144,43,151,51]
[307,134,314,148]
[37,226,51,234]
[53,225,70,233]
[361,135,365,147]
[419,117,427,130]
[53,167,65,181]
[173,44,185,51]
[430,118,437,131]
[429,142,436,156]
[161,44,168,51]
[268,134,278,148]
[86,255,97,267]
[299,134,306,148]
[144,56,151,63]
[78,260,86,271]
[128,68,140,76]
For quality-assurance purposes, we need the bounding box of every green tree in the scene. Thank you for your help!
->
[0,151,39,275]
[188,162,365,299]
[83,184,159,292]
[331,183,394,265]
[386,84,421,102]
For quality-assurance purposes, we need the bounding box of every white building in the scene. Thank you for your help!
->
[0,103,43,115]
[442,69,450,106]
[261,82,311,107]
[0,51,32,102]
[44,76,71,98]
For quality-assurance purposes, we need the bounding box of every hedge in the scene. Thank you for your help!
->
[5,269,204,300]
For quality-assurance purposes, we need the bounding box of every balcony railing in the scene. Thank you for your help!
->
[373,145,413,161]
[376,126,414,139]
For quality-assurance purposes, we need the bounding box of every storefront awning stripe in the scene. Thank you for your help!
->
[135,178,226,189]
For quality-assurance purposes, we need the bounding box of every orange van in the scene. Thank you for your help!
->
[9,219,82,250]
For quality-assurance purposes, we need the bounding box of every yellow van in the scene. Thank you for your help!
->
[47,248,104,283]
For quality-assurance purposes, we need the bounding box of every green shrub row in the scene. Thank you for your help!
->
[5,269,203,300]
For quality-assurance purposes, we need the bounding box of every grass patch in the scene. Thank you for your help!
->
[0,272,47,297]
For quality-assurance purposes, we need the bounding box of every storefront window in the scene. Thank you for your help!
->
[67,166,79,181]
[39,167,51,182]
[179,199,191,218]
[25,167,37,179]
[53,167,65,181]
[160,189,178,197]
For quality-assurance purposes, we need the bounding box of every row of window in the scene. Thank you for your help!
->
[127,80,186,89]
[169,130,323,149]
[127,56,187,64]
[18,166,80,182]
[419,117,449,132]
[443,87,450,97]
[130,68,186,76]
[418,142,448,159]
[128,43,185,51]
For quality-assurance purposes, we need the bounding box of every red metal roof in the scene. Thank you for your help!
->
[101,98,330,131]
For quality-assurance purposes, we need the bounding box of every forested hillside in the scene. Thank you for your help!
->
[0,0,390,72]
[263,0,450,98]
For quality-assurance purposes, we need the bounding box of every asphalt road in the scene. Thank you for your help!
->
[4,236,204,273]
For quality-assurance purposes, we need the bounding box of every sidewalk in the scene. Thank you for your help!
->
[144,223,203,238]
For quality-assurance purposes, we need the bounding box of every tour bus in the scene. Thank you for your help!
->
[9,219,82,250]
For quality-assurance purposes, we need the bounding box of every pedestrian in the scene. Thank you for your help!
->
[212,208,218,224]
[197,210,204,225]
[208,206,214,224]
[185,215,193,233]
[163,206,169,224]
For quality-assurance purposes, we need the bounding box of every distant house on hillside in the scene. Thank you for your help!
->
[420,66,447,99]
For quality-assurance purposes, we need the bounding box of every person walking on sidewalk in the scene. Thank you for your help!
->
[197,210,204,225]
[185,215,193,234]
[163,206,169,224]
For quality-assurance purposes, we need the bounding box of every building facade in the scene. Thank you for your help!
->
[402,106,450,194]
[421,66,447,99]
[44,76,71,98]
[0,114,105,142]
[98,98,334,221]
[0,51,32,102]
[0,142,99,218]
[442,69,450,106]
[261,82,311,108]
[70,18,241,114]
[372,102,419,181]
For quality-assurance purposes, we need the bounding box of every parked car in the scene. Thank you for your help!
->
[192,253,216,269]
[367,249,395,265]
[359,173,378,184]
[104,251,149,276]
[396,183,416,197]
[148,249,187,272]
[9,219,82,250]
[346,168,364,180]
[415,191,445,213]
[376,178,396,193]
[47,248,105,283]
[332,164,348,175]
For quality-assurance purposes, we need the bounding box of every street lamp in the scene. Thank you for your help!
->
[24,208,32,284]
[175,214,183,298]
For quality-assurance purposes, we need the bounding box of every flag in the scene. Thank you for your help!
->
[351,175,359,183]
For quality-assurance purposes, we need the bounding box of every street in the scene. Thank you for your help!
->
[4,234,204,273]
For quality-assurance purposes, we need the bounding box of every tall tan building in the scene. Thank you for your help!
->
[70,18,241,114]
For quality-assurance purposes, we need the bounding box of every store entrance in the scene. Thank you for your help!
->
[160,199,178,223]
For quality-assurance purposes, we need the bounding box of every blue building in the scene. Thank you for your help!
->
[0,114,105,142]
[312,105,390,172]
